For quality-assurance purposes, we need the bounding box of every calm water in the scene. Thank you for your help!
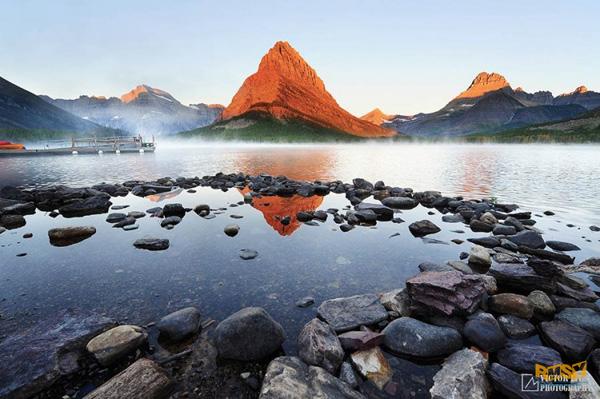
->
[1,143,600,352]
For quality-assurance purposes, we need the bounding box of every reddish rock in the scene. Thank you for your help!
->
[338,330,385,352]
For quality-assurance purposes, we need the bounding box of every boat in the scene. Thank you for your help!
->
[0,135,155,156]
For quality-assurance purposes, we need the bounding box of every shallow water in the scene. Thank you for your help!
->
[1,143,600,353]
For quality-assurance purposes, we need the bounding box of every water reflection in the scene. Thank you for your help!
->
[458,147,496,198]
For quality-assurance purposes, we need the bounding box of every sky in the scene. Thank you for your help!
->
[1,0,599,115]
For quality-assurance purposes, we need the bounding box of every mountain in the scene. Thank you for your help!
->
[385,72,591,137]
[43,85,223,135]
[0,76,108,134]
[553,86,600,110]
[188,41,395,139]
[360,108,395,125]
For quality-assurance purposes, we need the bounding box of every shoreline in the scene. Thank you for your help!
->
[1,173,600,398]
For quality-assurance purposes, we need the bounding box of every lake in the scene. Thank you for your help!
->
[1,142,600,353]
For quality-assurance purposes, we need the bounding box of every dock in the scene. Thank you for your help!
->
[0,136,155,157]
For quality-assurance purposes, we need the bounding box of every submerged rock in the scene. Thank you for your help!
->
[86,325,147,366]
[157,307,201,342]
[215,307,285,361]
[408,220,441,237]
[58,195,112,218]
[0,214,26,229]
[48,226,96,247]
[383,317,462,358]
[239,248,258,260]
[133,238,170,251]
[317,294,387,332]
[297,319,344,374]
[430,348,489,399]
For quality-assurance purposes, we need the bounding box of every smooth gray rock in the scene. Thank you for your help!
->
[133,238,169,251]
[59,195,112,217]
[539,320,595,361]
[297,319,344,374]
[224,224,240,237]
[259,356,365,399]
[160,216,181,227]
[430,348,489,399]
[317,294,387,333]
[497,344,562,374]
[378,288,411,317]
[48,226,96,247]
[239,249,258,260]
[468,245,491,267]
[215,307,285,361]
[556,308,600,339]
[409,220,441,237]
[86,325,147,366]
[418,262,453,272]
[463,313,507,352]
[546,240,580,251]
[383,317,462,358]
[506,230,545,249]
[106,213,127,223]
[488,293,534,319]
[157,307,201,341]
[527,290,556,317]
[381,196,417,210]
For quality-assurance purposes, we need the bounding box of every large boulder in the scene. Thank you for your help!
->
[539,320,595,361]
[382,317,462,358]
[86,325,147,366]
[157,307,201,341]
[527,290,556,317]
[317,294,387,333]
[556,308,600,339]
[488,293,534,319]
[430,348,489,399]
[259,356,365,399]
[48,226,96,247]
[497,344,562,374]
[488,263,556,294]
[0,310,115,399]
[506,230,545,249]
[468,245,491,268]
[58,195,112,217]
[463,313,507,352]
[297,319,344,374]
[215,307,285,361]
[406,271,486,316]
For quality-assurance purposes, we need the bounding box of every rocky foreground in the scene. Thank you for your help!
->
[1,173,600,398]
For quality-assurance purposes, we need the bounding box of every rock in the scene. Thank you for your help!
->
[297,211,314,222]
[506,230,545,249]
[467,236,501,248]
[519,246,574,265]
[86,325,147,366]
[446,260,473,274]
[350,347,393,390]
[259,356,365,399]
[469,219,493,233]
[581,257,600,266]
[296,296,315,308]
[493,252,523,264]
[528,290,556,317]
[85,358,172,399]
[157,307,201,341]
[0,214,26,229]
[409,220,441,237]
[546,240,581,251]
[493,224,516,236]
[589,349,600,382]
[317,294,388,333]
[556,281,599,302]
[551,296,600,312]
[340,224,354,232]
[571,372,600,399]
[463,313,507,352]
[0,226,5,235]
[488,263,556,294]
[498,315,536,339]
[478,274,498,294]
[378,288,411,317]
[480,212,498,225]
[418,262,454,272]
[215,307,285,361]
[352,210,377,224]
[133,238,170,251]
[430,348,489,399]
[381,197,417,210]
[355,203,394,220]
[162,203,185,217]
[160,216,181,227]
[0,310,114,399]
[590,225,600,232]
[114,216,136,228]
[297,319,344,374]
[48,226,96,247]
[337,330,385,352]
[497,344,562,374]
[488,293,534,319]
[406,271,486,316]
[539,320,595,361]
[339,362,358,389]
[239,248,258,260]
[224,224,240,237]
[468,245,491,267]
[383,317,462,358]
[106,213,127,223]
[127,211,145,219]
[123,224,139,231]
[487,362,563,399]
[58,195,112,217]
[556,308,600,339]
[442,214,465,223]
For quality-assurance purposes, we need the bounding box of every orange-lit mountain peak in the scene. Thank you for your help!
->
[120,85,176,103]
[455,72,510,100]
[221,41,395,138]
[360,108,393,125]
[574,85,588,94]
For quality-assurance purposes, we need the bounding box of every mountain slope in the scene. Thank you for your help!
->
[43,85,223,135]
[0,76,106,133]
[214,41,394,138]
[553,86,600,110]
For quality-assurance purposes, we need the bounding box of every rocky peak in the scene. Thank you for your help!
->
[360,108,393,125]
[455,72,510,100]
[573,85,588,94]
[120,85,177,104]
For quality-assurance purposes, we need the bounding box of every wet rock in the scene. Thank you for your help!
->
[239,248,258,260]
[418,262,454,272]
[480,212,498,225]
[467,236,501,248]
[590,225,600,232]
[0,201,35,215]
[551,296,600,312]
[556,308,600,339]
[0,214,26,229]
[409,220,441,237]
[0,226,5,235]
[488,263,556,294]
[259,356,365,399]
[0,310,114,399]
[296,296,315,308]
[378,288,410,316]
[470,219,493,233]
[85,358,172,399]
[463,313,507,352]
[556,281,599,302]
[122,224,139,231]
[381,197,417,210]
[215,307,285,361]
[406,271,486,316]
[350,347,392,390]
[539,320,595,361]
[338,330,385,352]
[127,211,145,219]
[224,224,240,237]
[519,246,574,265]
[157,307,201,342]
[317,294,388,332]
[447,260,474,274]
[133,238,170,251]
[430,348,489,399]
[340,224,354,232]
[581,257,600,266]
[546,240,581,251]
[487,362,563,399]
[162,203,185,217]
[48,226,96,247]
[355,203,393,221]
[528,290,556,317]
[498,315,536,339]
[442,214,464,223]
[58,195,112,217]
[339,362,358,389]
[106,213,127,223]
[160,215,181,227]
[298,319,344,374]
[114,216,136,228]
[506,230,546,249]
[383,317,462,358]
[493,224,516,236]
[296,211,314,222]
[86,325,147,366]
[468,245,491,267]
[497,344,562,374]
[488,293,534,319]
[492,252,523,264]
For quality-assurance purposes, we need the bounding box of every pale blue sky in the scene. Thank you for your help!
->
[1,0,599,115]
